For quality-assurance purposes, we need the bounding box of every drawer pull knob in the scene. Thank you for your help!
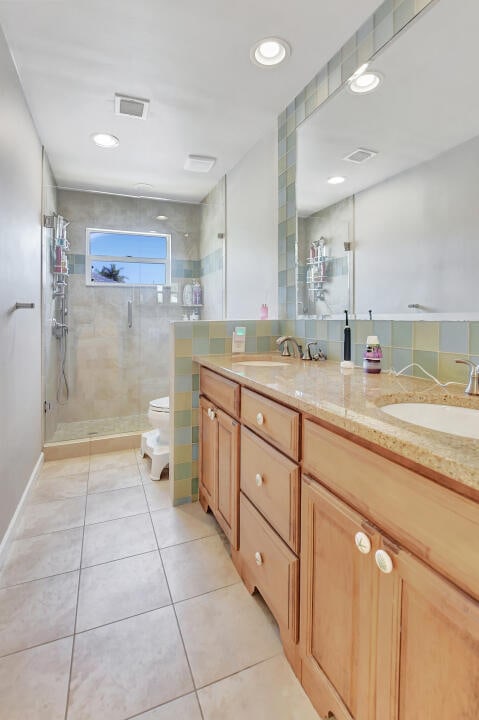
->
[256,412,264,426]
[255,551,263,566]
[255,473,263,487]
[207,408,216,421]
[354,532,371,555]
[375,549,394,574]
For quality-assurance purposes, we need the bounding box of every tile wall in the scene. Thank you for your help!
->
[277,0,435,319]
[170,316,478,505]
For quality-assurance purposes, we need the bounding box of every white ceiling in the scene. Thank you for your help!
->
[297,0,479,216]
[0,0,380,202]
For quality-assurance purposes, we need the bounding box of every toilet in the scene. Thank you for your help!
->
[141,396,170,480]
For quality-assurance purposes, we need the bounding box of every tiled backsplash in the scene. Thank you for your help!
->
[170,317,475,506]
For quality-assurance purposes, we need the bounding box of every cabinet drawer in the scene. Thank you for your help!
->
[241,388,300,460]
[303,418,479,601]
[239,492,299,642]
[241,427,300,553]
[200,367,240,419]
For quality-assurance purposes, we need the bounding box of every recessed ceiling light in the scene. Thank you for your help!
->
[250,37,291,67]
[91,133,119,149]
[349,71,382,94]
[134,183,153,192]
[327,176,346,185]
[156,215,168,220]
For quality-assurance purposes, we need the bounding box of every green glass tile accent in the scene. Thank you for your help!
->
[373,321,391,347]
[192,373,199,391]
[327,320,343,341]
[174,496,192,507]
[174,427,192,446]
[175,357,193,375]
[412,350,438,379]
[192,337,209,355]
[192,443,199,462]
[192,425,199,444]
[469,323,479,355]
[192,322,209,338]
[327,341,342,362]
[209,338,225,354]
[439,322,468,354]
[391,321,412,348]
[175,374,192,393]
[192,390,199,409]
[174,410,192,428]
[174,322,193,340]
[354,343,364,366]
[245,336,257,353]
[257,336,271,353]
[392,348,413,374]
[413,322,439,351]
[191,478,199,495]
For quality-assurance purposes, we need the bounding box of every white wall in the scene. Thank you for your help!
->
[0,27,43,541]
[355,134,479,314]
[226,127,278,319]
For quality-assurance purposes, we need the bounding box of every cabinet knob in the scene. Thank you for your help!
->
[354,531,371,555]
[375,549,394,574]
[207,408,216,421]
[255,551,263,566]
[256,412,264,426]
[255,473,263,487]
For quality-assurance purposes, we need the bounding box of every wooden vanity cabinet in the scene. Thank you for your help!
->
[199,381,240,549]
[301,422,479,720]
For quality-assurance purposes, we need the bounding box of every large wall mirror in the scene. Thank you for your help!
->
[296,0,479,319]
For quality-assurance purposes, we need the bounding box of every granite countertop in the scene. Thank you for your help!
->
[194,353,479,497]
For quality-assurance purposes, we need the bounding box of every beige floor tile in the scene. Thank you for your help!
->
[151,502,219,548]
[198,655,320,720]
[134,693,202,719]
[88,464,141,494]
[82,513,157,567]
[85,486,147,525]
[0,636,73,720]
[89,449,138,473]
[0,527,83,587]
[161,535,239,602]
[176,583,281,688]
[0,572,78,657]
[68,607,194,720]
[15,496,86,539]
[41,456,90,479]
[30,472,88,504]
[144,480,171,511]
[76,552,170,632]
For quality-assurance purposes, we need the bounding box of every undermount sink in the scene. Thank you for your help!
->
[380,402,479,439]
[232,360,290,368]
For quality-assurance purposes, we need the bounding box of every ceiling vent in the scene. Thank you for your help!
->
[344,148,377,164]
[115,94,149,119]
[184,155,216,173]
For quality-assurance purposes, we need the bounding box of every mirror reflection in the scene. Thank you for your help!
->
[296,0,479,318]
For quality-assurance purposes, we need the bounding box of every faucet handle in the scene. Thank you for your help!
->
[456,359,479,372]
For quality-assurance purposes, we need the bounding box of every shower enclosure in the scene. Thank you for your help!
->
[42,179,225,445]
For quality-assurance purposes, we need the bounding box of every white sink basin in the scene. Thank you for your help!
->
[232,360,290,368]
[380,403,479,439]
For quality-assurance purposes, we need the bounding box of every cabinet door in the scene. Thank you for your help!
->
[199,396,218,511]
[376,541,479,720]
[216,408,240,549]
[300,476,377,720]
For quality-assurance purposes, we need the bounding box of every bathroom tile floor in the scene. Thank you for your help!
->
[0,450,319,720]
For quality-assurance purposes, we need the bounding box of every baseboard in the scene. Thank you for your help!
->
[0,452,44,568]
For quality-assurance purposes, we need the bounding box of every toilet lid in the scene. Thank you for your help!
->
[150,397,169,412]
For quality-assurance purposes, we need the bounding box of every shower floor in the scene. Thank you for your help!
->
[49,413,150,442]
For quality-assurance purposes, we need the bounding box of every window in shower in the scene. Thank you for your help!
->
[86,229,171,285]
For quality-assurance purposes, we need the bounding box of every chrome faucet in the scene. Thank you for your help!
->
[276,336,303,359]
[456,359,479,395]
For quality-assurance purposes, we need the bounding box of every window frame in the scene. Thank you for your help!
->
[85,227,171,287]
